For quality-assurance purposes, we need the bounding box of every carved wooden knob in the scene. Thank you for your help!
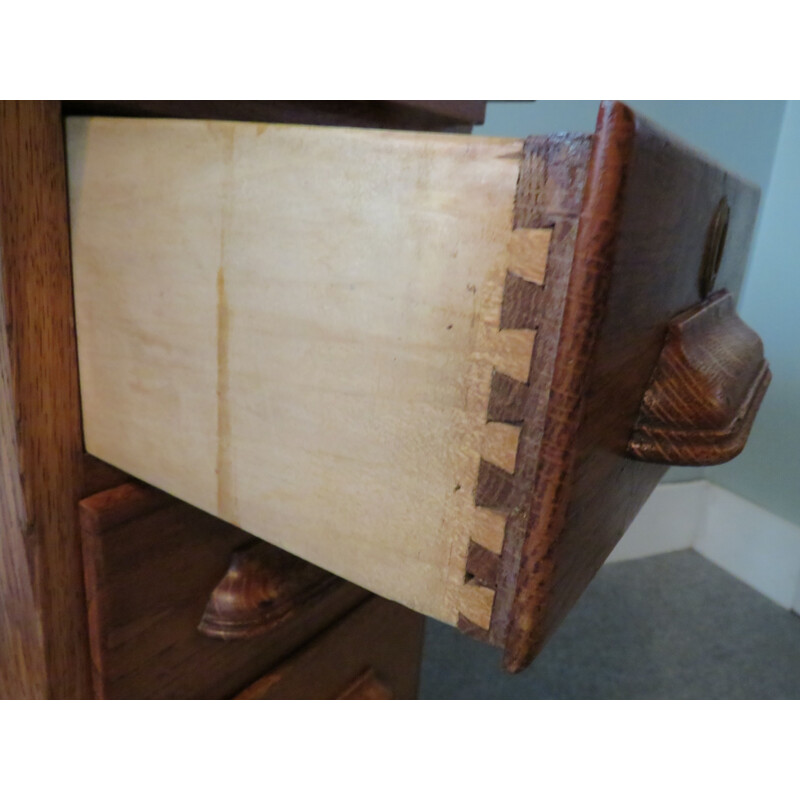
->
[628,290,771,466]
[198,541,339,639]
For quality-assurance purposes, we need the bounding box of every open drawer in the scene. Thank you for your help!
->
[66,101,770,672]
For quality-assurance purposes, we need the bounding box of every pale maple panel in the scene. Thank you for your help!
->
[68,117,547,625]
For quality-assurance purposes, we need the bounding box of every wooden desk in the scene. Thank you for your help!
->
[1,100,766,694]
[0,101,481,699]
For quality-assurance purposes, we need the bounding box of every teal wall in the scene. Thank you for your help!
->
[477,102,789,490]
[478,101,785,189]
[711,102,800,524]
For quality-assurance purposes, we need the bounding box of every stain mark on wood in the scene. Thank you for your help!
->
[216,263,233,521]
[216,131,236,523]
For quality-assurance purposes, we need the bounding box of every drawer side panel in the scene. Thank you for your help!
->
[68,118,540,627]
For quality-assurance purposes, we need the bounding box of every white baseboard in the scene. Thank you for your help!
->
[607,481,707,562]
[609,479,800,613]
[696,484,800,610]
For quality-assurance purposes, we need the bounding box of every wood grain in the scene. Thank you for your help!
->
[462,134,593,645]
[502,102,762,671]
[1,251,47,698]
[628,290,771,466]
[0,101,91,698]
[80,481,368,698]
[68,117,546,629]
[198,540,341,639]
[235,597,423,700]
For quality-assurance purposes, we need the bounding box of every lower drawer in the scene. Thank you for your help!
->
[236,597,424,700]
[79,481,367,699]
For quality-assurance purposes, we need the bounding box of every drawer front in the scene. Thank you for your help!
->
[68,102,768,673]
[235,597,424,700]
[80,481,367,698]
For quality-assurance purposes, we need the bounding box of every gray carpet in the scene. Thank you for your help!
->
[420,550,800,699]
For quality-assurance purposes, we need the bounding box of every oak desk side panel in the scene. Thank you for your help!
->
[0,101,92,699]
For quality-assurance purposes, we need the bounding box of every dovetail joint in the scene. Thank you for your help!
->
[456,227,550,632]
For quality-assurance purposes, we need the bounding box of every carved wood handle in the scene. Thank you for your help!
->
[627,290,771,466]
[198,541,340,640]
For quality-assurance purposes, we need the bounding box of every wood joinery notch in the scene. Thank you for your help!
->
[456,135,593,644]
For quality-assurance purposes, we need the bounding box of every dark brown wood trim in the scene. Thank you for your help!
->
[628,290,771,466]
[458,134,594,645]
[61,100,485,133]
[336,668,394,700]
[1,246,48,698]
[503,102,636,671]
[502,101,761,672]
[394,100,486,125]
[462,134,593,648]
[235,597,423,700]
[0,101,92,697]
[464,541,501,589]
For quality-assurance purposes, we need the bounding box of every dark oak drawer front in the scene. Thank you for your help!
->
[79,482,367,699]
[235,597,424,700]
